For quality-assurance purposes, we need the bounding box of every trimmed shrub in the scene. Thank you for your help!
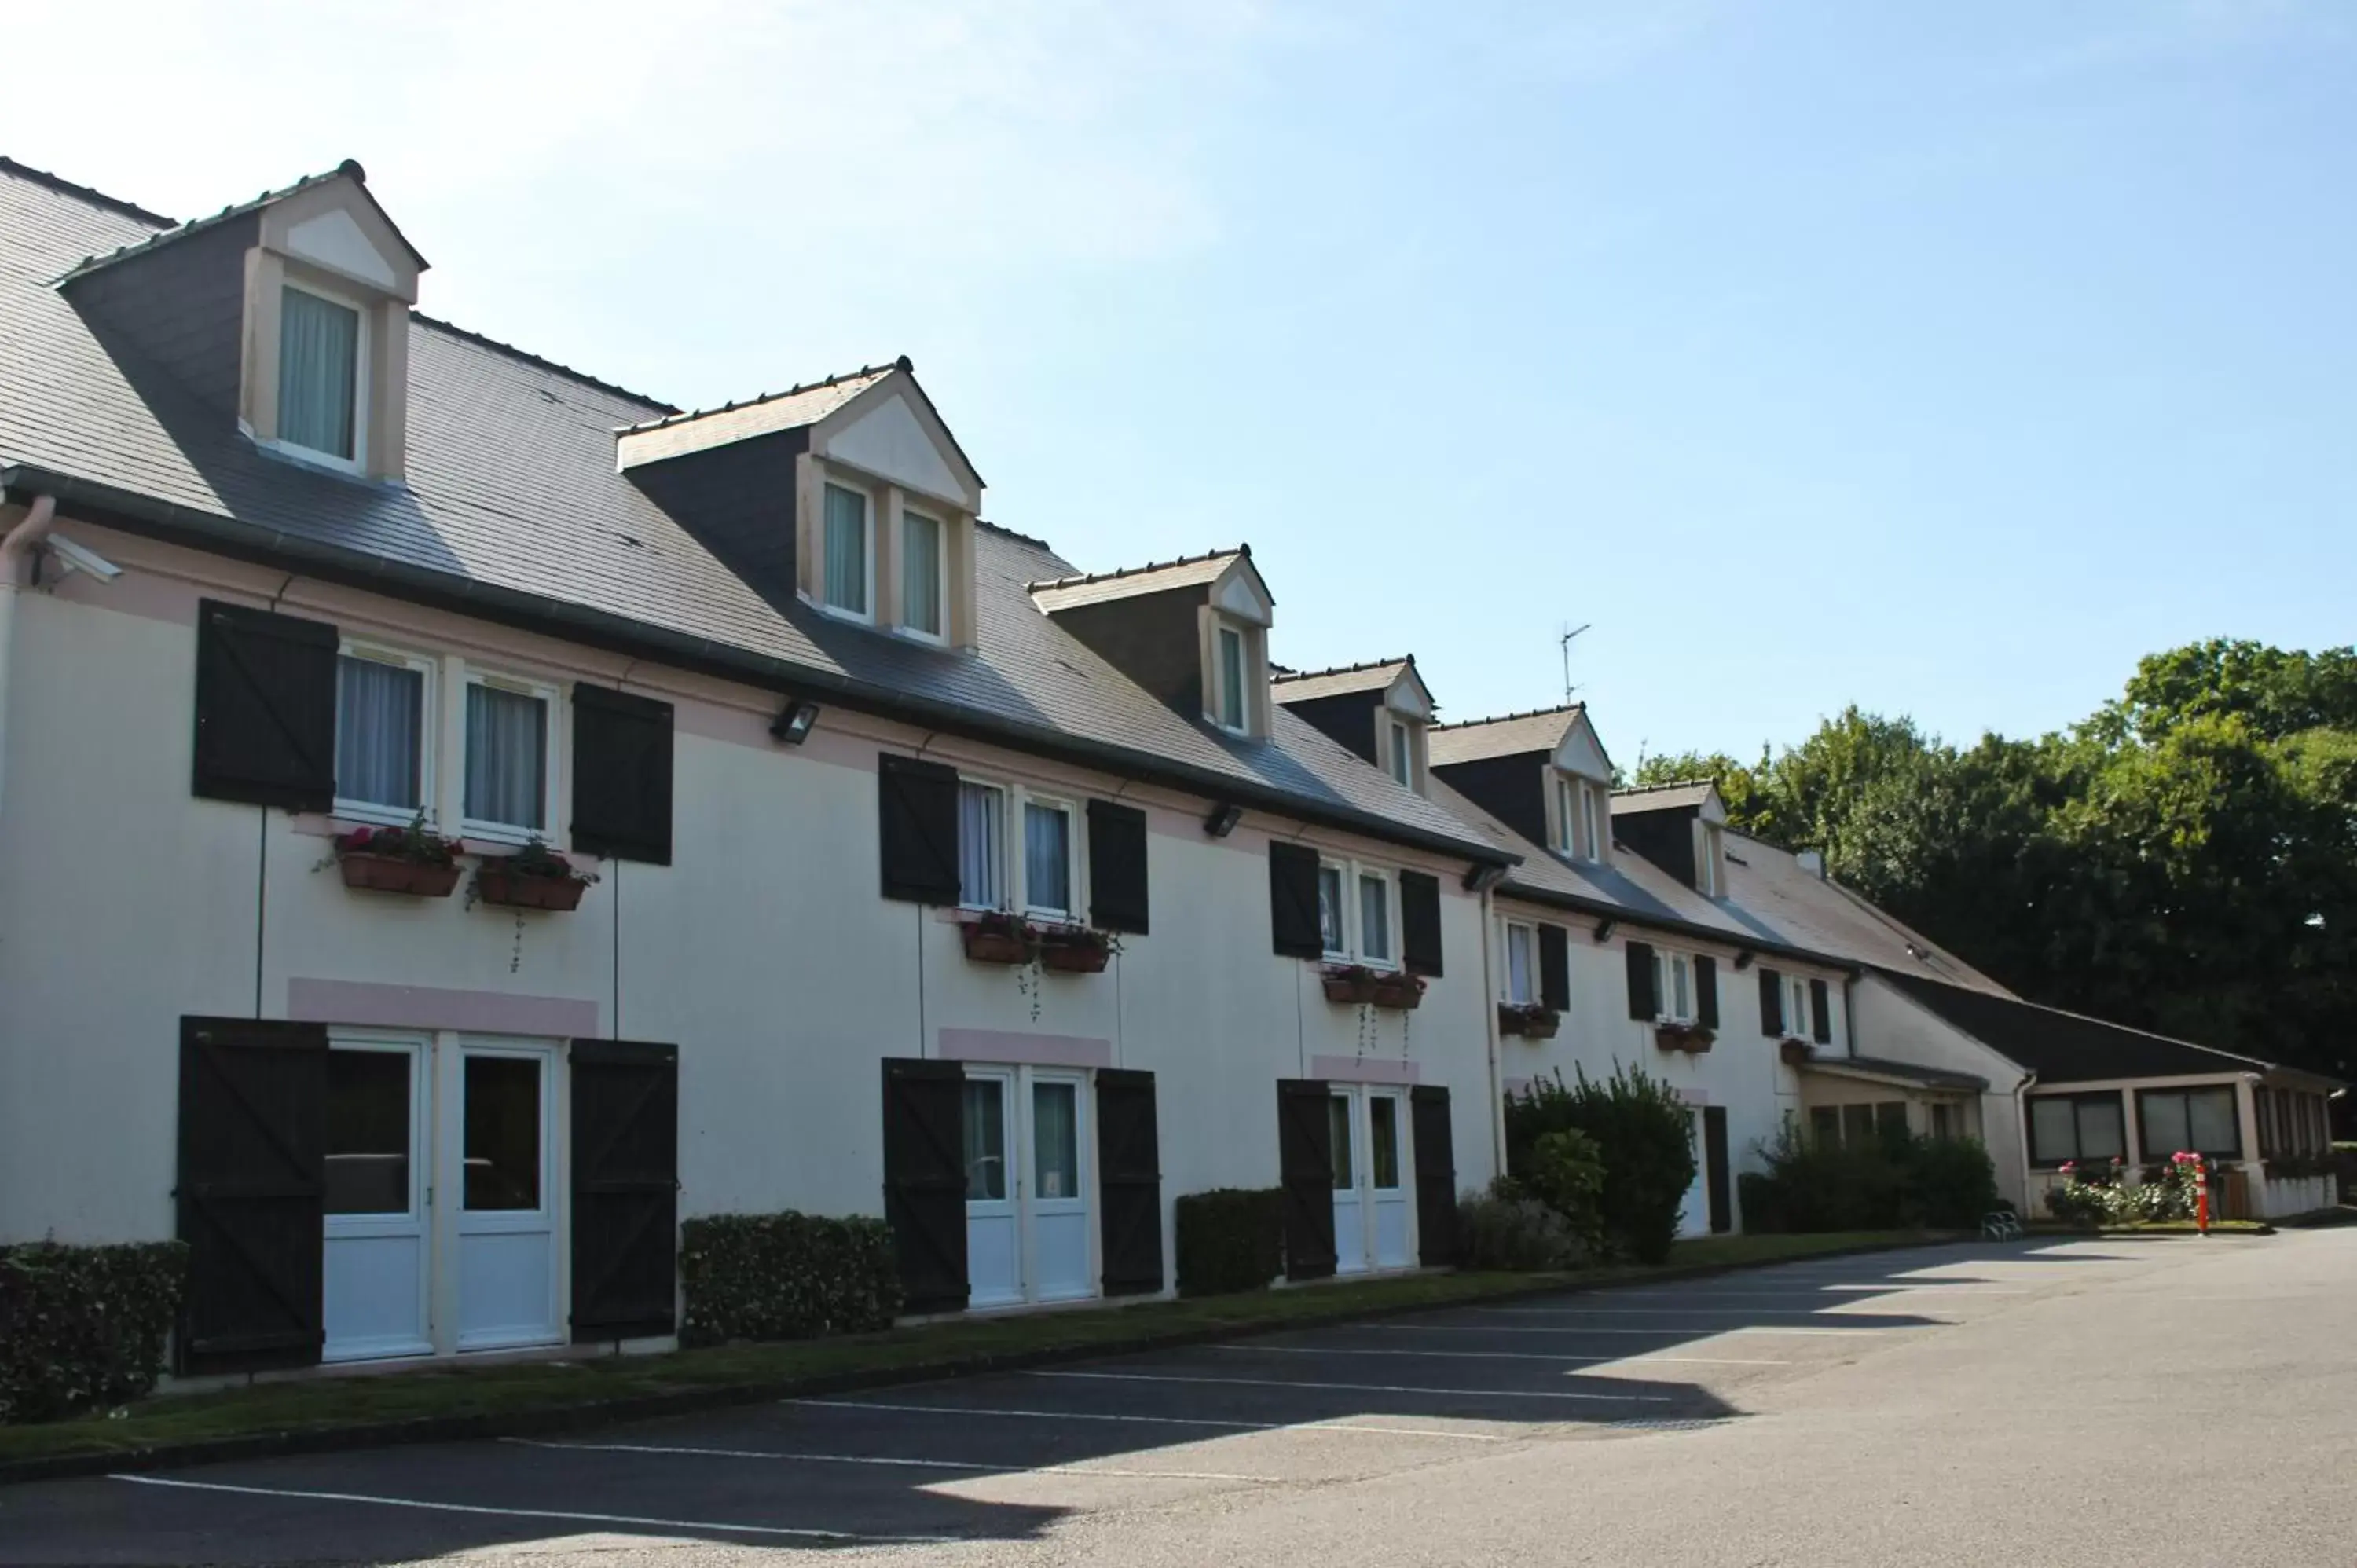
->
[678,1213,900,1346]
[1457,1178,1589,1271]
[1,1240,187,1424]
[1175,1188,1284,1296]
[1525,1128,1607,1255]
[1745,1131,1997,1233]
[1507,1066,1696,1264]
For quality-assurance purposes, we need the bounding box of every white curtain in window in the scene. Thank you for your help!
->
[959,783,1002,907]
[902,511,943,635]
[1025,803,1070,915]
[2187,1089,2238,1152]
[962,1080,1006,1201]
[280,287,359,458]
[1506,926,1534,1004]
[2080,1097,2126,1160]
[1318,866,1346,954]
[823,485,867,614]
[336,657,422,811]
[1358,874,1390,960]
[464,684,546,830]
[1032,1082,1078,1200]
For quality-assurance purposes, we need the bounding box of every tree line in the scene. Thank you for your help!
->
[1637,639,2357,1102]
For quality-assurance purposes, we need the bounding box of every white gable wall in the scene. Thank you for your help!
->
[284,208,401,292]
[818,390,975,510]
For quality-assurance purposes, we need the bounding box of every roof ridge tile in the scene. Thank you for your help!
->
[0,154,176,229]
[1429,701,1583,733]
[1025,544,1248,594]
[1270,654,1414,684]
[618,357,910,433]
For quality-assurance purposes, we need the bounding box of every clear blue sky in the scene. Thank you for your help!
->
[16,2,2353,764]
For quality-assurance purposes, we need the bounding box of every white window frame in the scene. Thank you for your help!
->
[1318,855,1401,970]
[1579,780,1604,863]
[899,503,948,644]
[458,669,560,845]
[1502,920,1536,1005]
[1387,717,1415,789]
[333,640,438,827]
[1555,774,1578,855]
[1317,861,1350,961]
[274,278,371,475]
[1698,822,1725,896]
[1785,975,1813,1039]
[818,478,878,625]
[1211,619,1252,735]
[957,778,1009,913]
[1020,792,1081,924]
[1653,947,1696,1024]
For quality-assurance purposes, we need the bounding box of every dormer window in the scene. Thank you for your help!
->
[901,507,945,640]
[1698,821,1727,897]
[1388,719,1412,786]
[279,284,366,467]
[1216,622,1249,732]
[821,482,874,621]
[1554,771,1607,862]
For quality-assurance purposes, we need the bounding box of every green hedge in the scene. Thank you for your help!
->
[678,1213,900,1346]
[1,1241,187,1424]
[1175,1188,1284,1296]
[1505,1067,1696,1264]
[1743,1133,1998,1233]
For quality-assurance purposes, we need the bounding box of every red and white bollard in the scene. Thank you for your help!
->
[2194,1156,2210,1235]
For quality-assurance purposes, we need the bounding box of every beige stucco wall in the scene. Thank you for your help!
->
[1849,978,2030,1210]
[0,522,1502,1277]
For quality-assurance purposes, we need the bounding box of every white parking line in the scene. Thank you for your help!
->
[1024,1369,1671,1403]
[1211,1344,1791,1367]
[108,1473,950,1544]
[1604,1285,2030,1297]
[506,1437,1274,1483]
[1468,1306,1934,1319]
[786,1396,1507,1441]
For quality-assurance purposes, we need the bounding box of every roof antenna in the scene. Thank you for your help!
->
[1559,622,1591,706]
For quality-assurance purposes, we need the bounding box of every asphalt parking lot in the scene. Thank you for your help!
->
[0,1240,2218,1563]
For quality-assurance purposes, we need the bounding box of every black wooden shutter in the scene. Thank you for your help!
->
[1703,1107,1732,1235]
[1695,955,1720,1030]
[1538,923,1571,1011]
[1410,1086,1457,1266]
[175,1016,327,1375]
[1810,978,1833,1044]
[882,1058,968,1313]
[192,599,338,810]
[1760,968,1784,1034]
[1625,940,1657,1020]
[1087,800,1150,934]
[1269,841,1324,959]
[1400,871,1443,976]
[1276,1079,1336,1280]
[571,686,675,865]
[1094,1069,1164,1296]
[878,755,962,904]
[570,1039,680,1342]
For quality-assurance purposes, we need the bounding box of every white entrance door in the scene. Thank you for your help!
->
[456,1043,561,1351]
[1677,1108,1712,1240]
[963,1071,1022,1308]
[1331,1090,1368,1274]
[1367,1090,1413,1269]
[323,1039,431,1362]
[1027,1074,1092,1302]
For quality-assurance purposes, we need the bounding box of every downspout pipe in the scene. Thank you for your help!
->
[0,493,60,822]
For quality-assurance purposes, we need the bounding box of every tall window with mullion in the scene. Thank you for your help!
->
[1357,872,1393,965]
[280,285,362,462]
[958,782,1006,910]
[901,508,944,638]
[335,652,427,820]
[1504,922,1535,1004]
[822,483,871,617]
[1215,625,1247,731]
[2137,1086,2240,1160]
[1316,863,1347,958]
[1023,801,1073,920]
[463,680,548,837]
[1653,950,1695,1021]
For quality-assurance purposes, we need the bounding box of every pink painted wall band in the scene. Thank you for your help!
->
[1308,1054,1422,1086]
[287,978,600,1039]
[935,1028,1113,1070]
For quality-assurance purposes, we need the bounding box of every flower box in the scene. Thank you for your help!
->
[1655,1023,1715,1053]
[962,917,1035,966]
[1778,1037,1813,1068]
[338,852,462,899]
[1371,974,1425,1010]
[1497,1003,1560,1039]
[1321,967,1379,1006]
[475,865,590,912]
[1036,926,1112,974]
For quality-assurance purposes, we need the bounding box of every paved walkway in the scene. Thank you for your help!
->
[4,1233,2351,1564]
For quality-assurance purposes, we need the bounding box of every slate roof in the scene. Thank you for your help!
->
[53,159,428,283]
[615,365,899,465]
[1800,1054,1990,1093]
[1428,705,1585,767]
[1877,974,2333,1086]
[1270,658,1414,704]
[1612,781,1716,814]
[1026,548,1248,613]
[1721,834,2007,995]
[0,159,1503,865]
